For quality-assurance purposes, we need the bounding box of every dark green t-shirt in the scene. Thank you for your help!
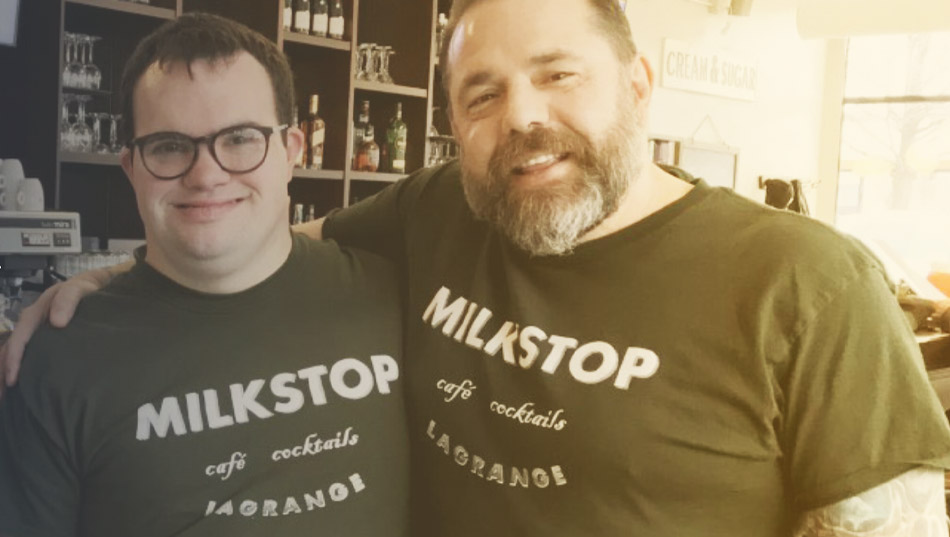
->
[0,234,409,537]
[325,161,950,536]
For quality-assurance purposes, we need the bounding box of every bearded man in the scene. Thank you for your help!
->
[4,0,950,535]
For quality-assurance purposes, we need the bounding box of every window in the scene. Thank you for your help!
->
[835,32,950,296]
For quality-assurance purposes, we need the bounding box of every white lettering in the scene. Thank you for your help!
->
[271,373,305,414]
[136,397,186,441]
[569,341,618,384]
[329,358,374,399]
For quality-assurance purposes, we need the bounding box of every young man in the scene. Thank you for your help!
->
[0,13,408,536]
[6,0,950,535]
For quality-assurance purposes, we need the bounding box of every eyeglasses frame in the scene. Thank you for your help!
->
[126,123,290,180]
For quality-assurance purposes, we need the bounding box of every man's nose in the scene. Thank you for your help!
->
[503,79,549,134]
[181,143,229,190]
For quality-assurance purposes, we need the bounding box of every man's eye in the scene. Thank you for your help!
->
[467,93,497,111]
[222,129,263,146]
[549,72,575,83]
[148,140,191,156]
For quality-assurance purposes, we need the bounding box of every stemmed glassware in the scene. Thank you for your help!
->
[108,114,124,154]
[355,44,371,81]
[81,36,102,90]
[60,94,78,151]
[63,34,84,89]
[69,95,95,152]
[62,33,103,90]
[356,44,397,84]
[366,45,381,82]
[378,46,394,84]
[91,113,111,154]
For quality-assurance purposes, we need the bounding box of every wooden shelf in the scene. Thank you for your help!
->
[353,80,427,98]
[59,151,121,166]
[349,171,406,183]
[293,168,345,180]
[282,31,351,52]
[61,86,112,97]
[65,0,176,19]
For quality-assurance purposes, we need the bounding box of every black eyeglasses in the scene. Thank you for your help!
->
[126,124,289,180]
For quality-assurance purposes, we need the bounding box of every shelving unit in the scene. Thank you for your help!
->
[0,0,442,246]
[66,0,177,20]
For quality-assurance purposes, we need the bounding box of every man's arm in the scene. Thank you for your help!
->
[0,218,325,394]
[795,467,948,536]
[0,380,81,536]
[0,260,131,394]
[292,217,324,240]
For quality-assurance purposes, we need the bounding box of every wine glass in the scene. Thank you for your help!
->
[108,114,124,154]
[366,44,381,82]
[60,94,78,151]
[82,36,102,90]
[378,46,394,84]
[69,95,94,152]
[91,113,111,154]
[63,34,84,88]
[355,44,371,81]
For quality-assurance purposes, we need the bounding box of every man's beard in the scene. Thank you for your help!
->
[460,99,648,257]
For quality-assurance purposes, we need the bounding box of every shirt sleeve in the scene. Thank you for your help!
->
[0,382,80,537]
[780,263,950,510]
[323,161,458,265]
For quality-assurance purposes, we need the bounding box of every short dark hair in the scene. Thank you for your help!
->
[119,12,295,144]
[438,0,637,99]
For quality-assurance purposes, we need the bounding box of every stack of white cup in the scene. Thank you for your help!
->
[0,159,45,212]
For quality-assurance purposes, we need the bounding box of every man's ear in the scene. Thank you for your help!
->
[630,55,655,110]
[120,146,133,182]
[284,126,305,182]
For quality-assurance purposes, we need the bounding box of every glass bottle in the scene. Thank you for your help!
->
[284,0,293,30]
[384,102,408,173]
[303,94,326,170]
[328,0,344,40]
[356,124,380,172]
[311,0,329,37]
[352,99,370,169]
[292,203,304,225]
[293,0,311,33]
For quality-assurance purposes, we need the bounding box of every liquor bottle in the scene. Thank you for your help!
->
[306,204,316,222]
[351,100,370,169]
[293,0,311,33]
[311,0,329,37]
[303,94,325,170]
[292,203,304,225]
[383,102,408,173]
[293,107,305,168]
[328,0,344,40]
[356,124,380,172]
[284,0,293,31]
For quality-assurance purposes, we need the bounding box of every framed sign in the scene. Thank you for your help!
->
[675,142,738,189]
[0,0,20,47]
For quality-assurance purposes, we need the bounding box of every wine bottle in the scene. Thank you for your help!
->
[311,0,329,37]
[328,0,344,40]
[303,94,326,170]
[352,100,370,169]
[384,102,408,173]
[293,0,311,33]
[284,0,293,31]
[356,124,380,172]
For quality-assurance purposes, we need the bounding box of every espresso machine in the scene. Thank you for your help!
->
[0,210,82,329]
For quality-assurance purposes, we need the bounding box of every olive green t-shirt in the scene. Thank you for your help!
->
[0,234,409,537]
[325,161,950,536]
